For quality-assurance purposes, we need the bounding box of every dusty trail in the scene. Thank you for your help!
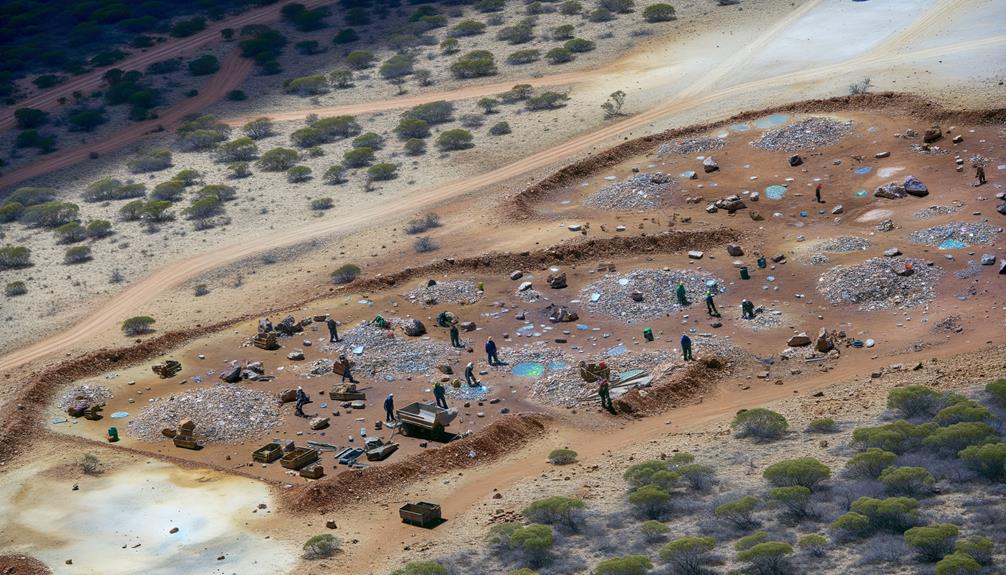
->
[0,0,330,131]
[0,1,999,373]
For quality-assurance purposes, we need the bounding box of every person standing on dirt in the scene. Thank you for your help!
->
[450,321,462,348]
[465,362,479,387]
[705,291,719,317]
[294,386,312,417]
[485,336,500,366]
[676,282,688,306]
[384,394,396,423]
[434,381,448,409]
[339,355,358,384]
[741,299,756,320]
[326,318,340,343]
[598,377,615,414]
[975,165,987,186]
[681,334,693,361]
[815,183,824,203]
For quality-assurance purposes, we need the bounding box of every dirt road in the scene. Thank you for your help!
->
[1,0,1000,373]
[0,0,330,131]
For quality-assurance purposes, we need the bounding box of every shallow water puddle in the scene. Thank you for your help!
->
[512,362,545,378]
[753,114,789,129]
[606,344,628,357]
[854,189,869,197]
[853,166,873,175]
[764,185,787,199]
[938,239,968,250]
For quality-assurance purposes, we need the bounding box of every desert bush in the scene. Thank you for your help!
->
[15,108,49,129]
[329,69,354,89]
[345,50,375,70]
[592,555,652,575]
[173,170,203,187]
[904,524,958,561]
[119,200,146,222]
[192,283,209,297]
[151,181,185,202]
[639,520,669,542]
[888,385,944,418]
[589,7,614,22]
[528,92,572,113]
[852,420,936,453]
[477,98,500,115]
[845,448,897,479]
[477,0,505,12]
[436,129,474,151]
[850,496,919,532]
[440,37,460,54]
[500,84,534,104]
[798,534,828,557]
[450,19,486,37]
[8,187,56,206]
[183,196,223,221]
[829,512,870,540]
[229,91,248,103]
[242,117,274,140]
[291,127,326,148]
[333,28,359,44]
[285,74,329,96]
[552,24,576,40]
[63,245,91,264]
[343,147,375,168]
[958,442,1006,481]
[80,453,101,475]
[396,118,431,140]
[510,523,554,567]
[507,49,541,65]
[295,40,324,56]
[986,379,1006,406]
[257,148,300,171]
[127,149,173,173]
[287,165,312,183]
[624,460,671,488]
[404,138,426,155]
[4,281,27,297]
[497,19,535,44]
[55,222,87,243]
[547,448,577,465]
[936,553,982,575]
[735,531,769,551]
[714,495,759,528]
[311,198,334,211]
[390,560,448,575]
[629,485,671,518]
[214,137,258,162]
[879,466,935,496]
[772,486,812,518]
[643,3,676,22]
[489,121,512,136]
[302,533,340,559]
[763,458,830,489]
[380,54,414,80]
[735,542,793,575]
[459,114,485,129]
[323,165,347,184]
[733,408,789,441]
[934,402,996,426]
[314,116,361,140]
[676,464,715,491]
[353,132,384,150]
[953,535,993,565]
[564,38,595,53]
[228,162,252,179]
[807,418,838,433]
[546,47,574,64]
[923,422,996,453]
[659,535,715,575]
[451,50,497,79]
[331,263,361,284]
[194,185,235,202]
[522,496,585,530]
[175,115,230,152]
[601,0,635,12]
[404,214,441,234]
[560,0,583,14]
[367,163,398,182]
[188,54,219,76]
[20,201,79,228]
[0,203,24,223]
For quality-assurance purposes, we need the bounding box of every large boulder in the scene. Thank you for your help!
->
[546,304,579,323]
[715,195,746,213]
[788,155,803,167]
[726,244,744,257]
[402,319,427,337]
[787,333,812,347]
[923,125,943,143]
[903,176,928,197]
[874,182,906,199]
[815,328,833,353]
[997,202,1006,216]
[703,157,720,173]
[219,366,242,383]
[547,272,567,289]
[309,417,330,430]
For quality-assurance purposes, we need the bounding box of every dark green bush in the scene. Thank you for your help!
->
[509,524,554,567]
[734,531,769,551]
[713,495,758,528]
[314,115,361,138]
[188,54,220,76]
[933,402,996,426]
[936,553,981,575]
[287,165,312,183]
[436,129,474,151]
[763,457,830,489]
[257,148,300,171]
[643,3,677,22]
[735,542,793,575]
[807,418,838,433]
[546,47,574,64]
[850,496,919,532]
[389,561,448,575]
[904,524,958,561]
[639,520,669,542]
[4,281,27,297]
[845,448,898,478]
[450,50,497,79]
[343,147,375,168]
[331,264,361,284]
[879,466,935,496]
[548,449,577,465]
[888,385,943,418]
[302,533,340,559]
[771,486,812,517]
[523,496,585,529]
[659,535,716,575]
[798,534,828,557]
[20,201,79,228]
[829,512,870,540]
[953,535,993,565]
[367,163,398,182]
[922,422,996,453]
[628,485,670,518]
[564,38,595,52]
[958,442,1006,481]
[732,408,789,441]
[985,379,1006,406]
[55,222,86,244]
[86,220,113,239]
[592,555,652,575]
[852,420,936,453]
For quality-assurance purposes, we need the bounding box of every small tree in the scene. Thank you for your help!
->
[331,264,361,284]
[436,129,474,151]
[733,408,789,441]
[477,97,500,114]
[639,520,670,542]
[659,536,716,575]
[888,385,944,418]
[489,121,512,136]
[522,496,585,530]
[343,147,375,167]
[592,556,652,575]
[367,163,398,182]
[714,495,759,528]
[643,3,676,22]
[345,50,375,70]
[601,90,626,119]
[798,534,828,557]
[450,50,497,79]
[546,47,574,64]
[772,486,812,518]
[763,458,830,489]
[396,118,430,139]
[55,222,87,244]
[905,524,959,562]
[214,137,258,162]
[302,533,340,559]
[86,220,113,239]
[526,91,570,111]
[257,148,300,171]
[122,316,155,335]
[736,542,793,575]
[404,138,426,155]
[440,37,460,54]
[228,162,252,179]
[510,524,554,567]
[329,69,354,89]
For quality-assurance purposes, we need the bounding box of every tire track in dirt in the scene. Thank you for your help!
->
[0,10,1001,373]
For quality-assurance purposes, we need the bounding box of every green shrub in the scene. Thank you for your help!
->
[879,466,935,496]
[8,187,55,206]
[888,385,943,418]
[564,38,595,53]
[714,495,759,528]
[173,169,203,187]
[624,460,670,488]
[5,281,27,297]
[314,115,361,138]
[228,162,252,179]
[506,570,537,575]
[451,50,497,79]
[389,561,448,575]
[257,148,300,171]
[922,422,996,453]
[807,418,838,433]
[242,117,274,140]
[331,264,361,284]
[845,448,898,478]
[589,7,614,22]
[404,138,426,155]
[497,19,535,44]
[291,127,326,148]
[507,49,541,65]
[734,531,769,551]
[352,132,383,150]
[436,129,474,151]
[798,534,828,557]
[0,202,24,223]
[936,553,982,575]
[175,115,230,152]
[772,486,812,517]
[592,555,652,575]
[379,54,414,80]
[396,118,430,139]
[639,520,669,542]
[735,542,793,575]
[83,178,147,202]
[546,47,574,64]
[345,50,375,69]
[677,463,715,491]
[526,91,570,111]
[122,316,155,336]
[643,3,676,22]
[905,524,959,561]
[829,512,870,539]
[552,24,575,40]
[333,28,359,44]
[311,198,334,211]
[548,448,577,465]
[732,408,789,441]
[510,524,553,567]
[954,535,994,565]
[933,402,995,426]
[15,108,49,129]
[489,121,512,136]
[151,181,185,202]
[523,496,585,529]
[323,165,346,185]
[986,378,1006,406]
[55,222,86,243]
[302,533,340,559]
[560,0,583,14]
[214,137,259,163]
[850,496,919,532]
[763,458,830,489]
[440,37,460,54]
[659,536,715,575]
[628,485,670,518]
[343,147,375,167]
[188,54,220,76]
[852,420,937,453]
[287,165,312,183]
[959,442,1006,481]
[20,201,79,228]
[450,19,486,37]
[367,163,398,182]
[284,75,329,96]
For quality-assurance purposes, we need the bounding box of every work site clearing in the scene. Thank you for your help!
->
[1,1,1005,575]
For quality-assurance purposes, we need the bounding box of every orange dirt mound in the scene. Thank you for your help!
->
[0,555,52,575]
[614,359,723,416]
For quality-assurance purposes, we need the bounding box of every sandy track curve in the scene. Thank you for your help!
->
[0,0,330,131]
[1,2,1000,373]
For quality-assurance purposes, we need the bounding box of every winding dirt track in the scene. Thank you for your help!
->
[0,0,999,374]
[0,0,330,131]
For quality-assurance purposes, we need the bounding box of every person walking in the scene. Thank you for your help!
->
[675,282,688,306]
[339,355,358,383]
[464,362,479,387]
[449,322,462,348]
[705,291,719,317]
[485,336,500,366]
[681,334,693,361]
[741,299,755,320]
[976,165,987,186]
[384,394,396,423]
[433,381,448,409]
[294,386,312,417]
[326,318,340,343]
[598,373,614,414]
[815,183,824,203]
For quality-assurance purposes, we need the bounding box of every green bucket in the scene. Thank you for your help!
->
[643,328,654,342]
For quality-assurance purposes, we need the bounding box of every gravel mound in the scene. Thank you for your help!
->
[752,117,854,151]
[818,257,943,310]
[407,280,483,306]
[908,222,1001,246]
[808,254,830,266]
[913,205,960,220]
[528,347,672,407]
[583,173,675,210]
[56,384,113,411]
[324,319,454,375]
[127,384,280,443]
[818,236,871,253]
[582,269,725,322]
[656,137,725,156]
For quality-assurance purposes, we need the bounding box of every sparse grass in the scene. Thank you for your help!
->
[302,534,340,559]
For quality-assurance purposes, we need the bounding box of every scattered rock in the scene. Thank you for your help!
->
[309,417,330,430]
[903,176,929,197]
[788,155,803,167]
[883,247,902,257]
[726,244,744,257]
[702,157,719,173]
[687,251,704,260]
[287,350,305,361]
[510,270,523,281]
[547,273,568,289]
[787,333,812,347]
[401,319,427,337]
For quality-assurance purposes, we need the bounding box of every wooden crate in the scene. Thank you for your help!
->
[252,443,283,463]
[253,332,279,350]
[299,464,325,479]
[280,447,319,470]
[400,502,441,527]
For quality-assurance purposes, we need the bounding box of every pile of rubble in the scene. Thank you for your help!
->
[739,308,786,330]
[407,280,483,306]
[583,173,675,210]
[913,205,960,220]
[909,222,1001,246]
[127,384,280,443]
[582,269,725,322]
[324,320,454,375]
[874,176,930,199]
[817,236,871,253]
[656,137,726,156]
[818,257,943,310]
[56,384,113,411]
[752,117,854,151]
